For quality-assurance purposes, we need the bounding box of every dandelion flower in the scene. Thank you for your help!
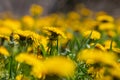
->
[109,66,120,79]
[15,74,30,80]
[88,67,105,79]
[14,30,41,48]
[44,56,76,77]
[90,43,106,51]
[96,11,107,17]
[0,27,12,36]
[67,11,80,20]
[77,49,117,65]
[103,40,116,50]
[112,47,120,54]
[0,46,9,56]
[2,19,21,30]
[107,30,116,37]
[83,30,101,40]
[22,15,34,30]
[30,4,43,16]
[80,7,92,16]
[99,23,115,31]
[13,34,20,41]
[43,27,66,39]
[15,53,42,66]
[0,34,10,41]
[15,53,46,78]
[31,65,46,79]
[96,15,114,23]
[15,74,23,80]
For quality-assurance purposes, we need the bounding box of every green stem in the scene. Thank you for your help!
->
[57,38,59,55]
[8,56,12,79]
[50,40,53,55]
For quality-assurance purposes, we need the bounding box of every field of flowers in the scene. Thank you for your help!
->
[0,4,120,80]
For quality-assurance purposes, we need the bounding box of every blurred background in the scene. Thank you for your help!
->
[0,0,120,17]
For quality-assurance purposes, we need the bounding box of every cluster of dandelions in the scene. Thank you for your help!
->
[0,3,120,80]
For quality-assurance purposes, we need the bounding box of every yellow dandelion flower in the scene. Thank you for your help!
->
[14,30,41,48]
[83,30,101,40]
[15,53,42,66]
[0,34,10,41]
[16,74,23,80]
[36,19,51,29]
[13,34,20,41]
[80,7,92,16]
[116,26,120,34]
[103,40,116,49]
[77,49,117,65]
[22,15,34,30]
[99,76,112,80]
[15,53,46,79]
[27,46,33,53]
[88,67,105,79]
[60,32,73,46]
[39,35,48,51]
[14,30,30,38]
[99,23,115,31]
[16,53,76,78]
[67,11,80,20]
[112,47,120,54]
[30,32,41,48]
[30,4,43,16]
[66,20,82,32]
[44,56,76,77]
[31,65,46,79]
[90,43,106,51]
[83,19,98,30]
[43,27,66,39]
[109,66,120,79]
[0,27,12,36]
[96,15,114,23]
[2,19,21,30]
[96,11,107,17]
[16,74,30,80]
[107,30,116,37]
[0,46,9,56]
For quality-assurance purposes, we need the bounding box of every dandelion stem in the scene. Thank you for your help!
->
[8,56,12,79]
[57,38,59,55]
[50,40,53,55]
